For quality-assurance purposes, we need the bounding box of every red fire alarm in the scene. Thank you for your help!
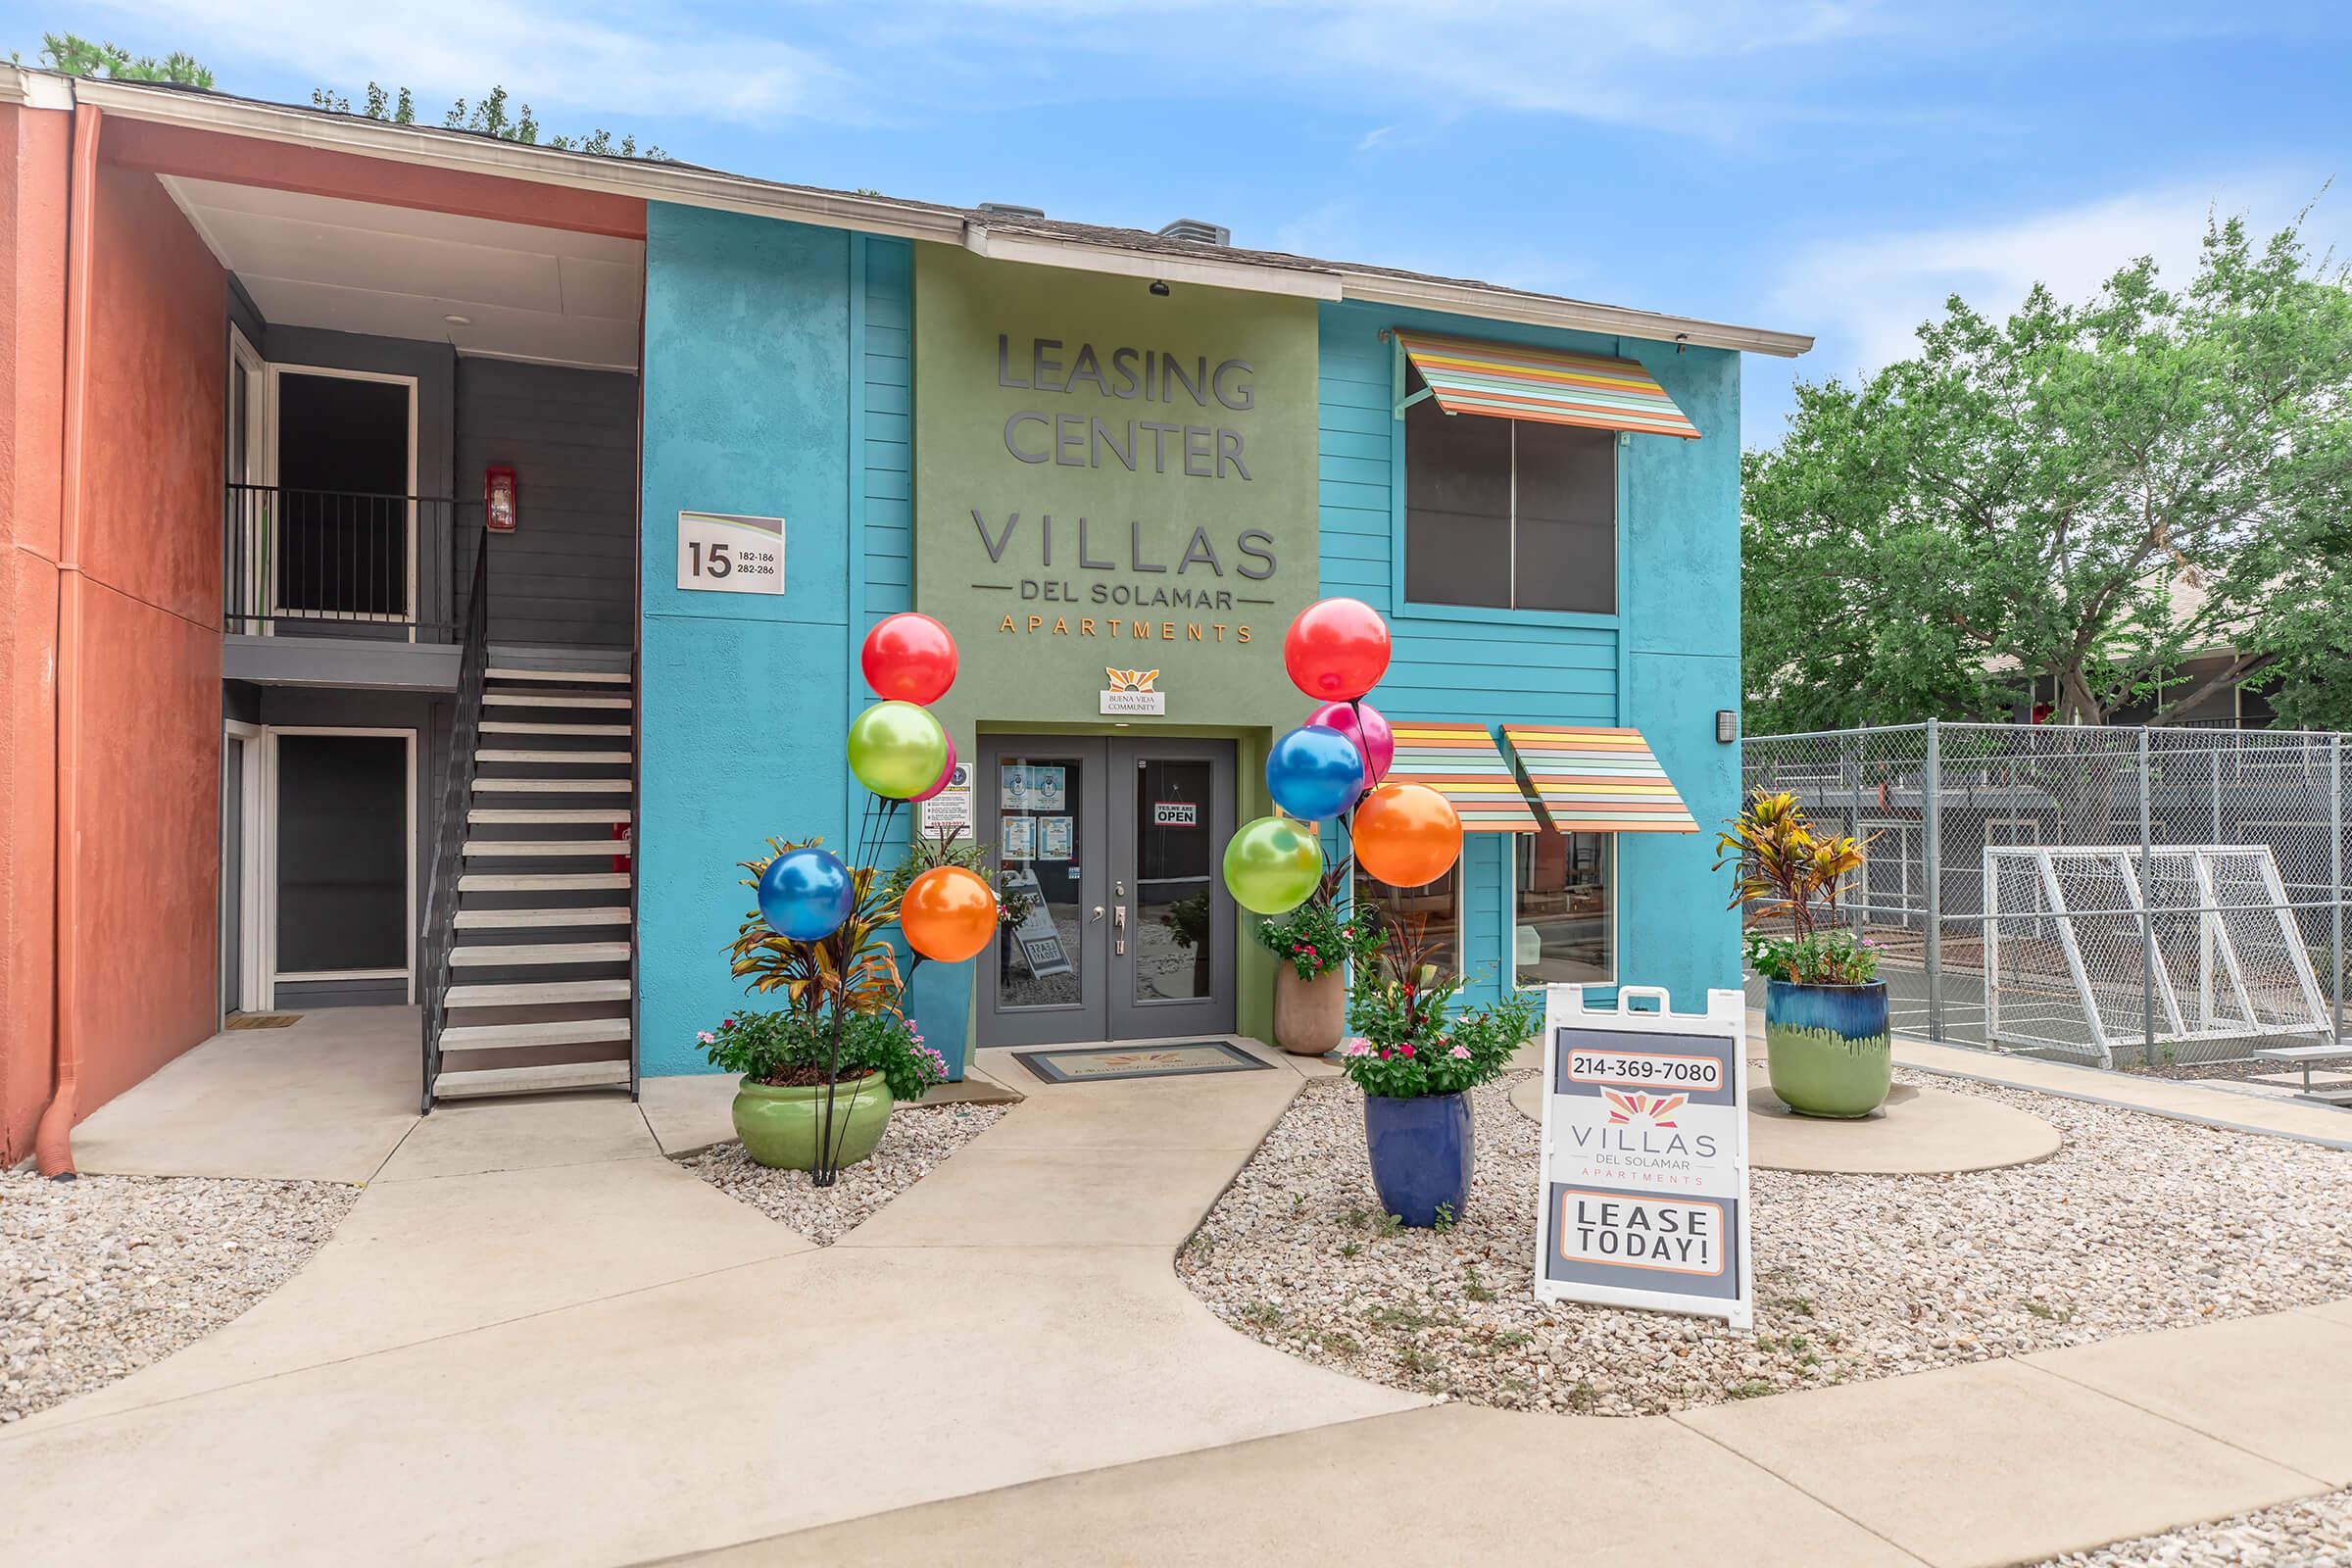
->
[485,466,518,533]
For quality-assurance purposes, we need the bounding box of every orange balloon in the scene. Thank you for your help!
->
[1351,782,1463,888]
[901,864,998,963]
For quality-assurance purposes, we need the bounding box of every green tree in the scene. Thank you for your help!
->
[29,30,213,87]
[315,79,663,161]
[1743,216,2352,733]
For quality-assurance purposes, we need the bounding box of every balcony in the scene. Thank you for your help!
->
[223,484,485,690]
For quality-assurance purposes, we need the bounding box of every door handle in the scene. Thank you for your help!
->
[1113,906,1127,929]
[1091,906,1105,921]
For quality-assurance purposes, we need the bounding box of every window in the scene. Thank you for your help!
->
[1355,865,1460,978]
[1403,368,1616,613]
[1514,828,1611,985]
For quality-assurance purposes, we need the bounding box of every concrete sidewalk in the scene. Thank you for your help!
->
[6,1032,2350,1566]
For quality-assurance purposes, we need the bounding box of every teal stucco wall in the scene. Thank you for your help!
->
[1315,300,1740,1013]
[638,205,860,1076]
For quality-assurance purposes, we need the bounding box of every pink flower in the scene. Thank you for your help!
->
[1339,1038,1372,1058]
[1448,1044,1471,1060]
[1380,1049,1394,1059]
[1400,1043,1415,1058]
[696,1030,715,1045]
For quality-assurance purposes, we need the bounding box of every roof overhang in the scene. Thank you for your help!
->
[31,70,1815,359]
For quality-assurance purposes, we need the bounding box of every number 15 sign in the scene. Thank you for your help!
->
[677,511,785,595]
[1536,985,1753,1329]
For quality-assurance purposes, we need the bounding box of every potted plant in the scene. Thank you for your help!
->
[1255,891,1382,1055]
[1339,915,1537,1227]
[1716,791,1890,1118]
[697,1007,948,1170]
[722,838,941,1175]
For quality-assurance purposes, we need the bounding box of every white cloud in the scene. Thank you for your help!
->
[85,0,843,123]
[1773,176,2346,379]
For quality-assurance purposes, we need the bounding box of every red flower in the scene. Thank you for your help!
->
[1401,1043,1415,1057]
[1380,1048,1394,1059]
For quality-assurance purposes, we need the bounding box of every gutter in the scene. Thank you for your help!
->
[53,72,1814,359]
[33,100,101,1178]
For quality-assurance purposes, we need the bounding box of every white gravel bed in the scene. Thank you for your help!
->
[1,1169,356,1424]
[686,1102,1006,1245]
[2035,1487,2352,1566]
[1177,1069,2352,1416]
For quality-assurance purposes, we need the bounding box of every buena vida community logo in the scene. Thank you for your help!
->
[1104,668,1160,692]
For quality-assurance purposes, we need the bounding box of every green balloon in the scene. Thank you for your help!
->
[1222,814,1324,915]
[848,701,949,799]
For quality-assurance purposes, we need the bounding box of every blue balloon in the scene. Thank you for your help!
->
[1266,723,1365,821]
[757,848,855,941]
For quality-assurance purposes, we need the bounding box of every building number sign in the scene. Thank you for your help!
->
[677,511,786,595]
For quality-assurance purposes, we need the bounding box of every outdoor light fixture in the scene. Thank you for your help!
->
[1716,709,1738,744]
[486,466,518,534]
[1149,279,1171,297]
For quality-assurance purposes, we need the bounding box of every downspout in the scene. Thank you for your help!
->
[34,99,102,1177]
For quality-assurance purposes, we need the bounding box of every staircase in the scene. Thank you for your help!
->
[428,656,636,1102]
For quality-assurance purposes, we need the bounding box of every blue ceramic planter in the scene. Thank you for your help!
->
[1763,979,1891,1118]
[1363,1091,1474,1228]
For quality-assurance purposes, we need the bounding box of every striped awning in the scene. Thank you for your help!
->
[1385,722,1541,833]
[1500,725,1698,834]
[1394,330,1701,440]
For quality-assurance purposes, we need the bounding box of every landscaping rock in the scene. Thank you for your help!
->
[687,1102,1005,1245]
[2036,1487,2352,1566]
[0,1169,354,1424]
[1178,1068,2352,1415]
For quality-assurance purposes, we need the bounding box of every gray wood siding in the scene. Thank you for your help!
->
[457,359,640,650]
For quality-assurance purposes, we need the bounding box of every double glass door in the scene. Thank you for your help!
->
[978,736,1237,1046]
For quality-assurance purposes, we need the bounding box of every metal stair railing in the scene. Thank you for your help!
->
[418,533,491,1112]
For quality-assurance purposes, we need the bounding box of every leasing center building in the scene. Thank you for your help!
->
[0,71,1809,1148]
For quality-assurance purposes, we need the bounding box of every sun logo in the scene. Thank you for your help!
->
[1105,668,1160,692]
[1601,1091,1687,1127]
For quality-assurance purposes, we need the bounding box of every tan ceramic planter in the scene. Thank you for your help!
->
[1274,965,1347,1056]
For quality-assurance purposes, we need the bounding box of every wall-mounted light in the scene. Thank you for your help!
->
[486,466,518,534]
[1716,709,1738,744]
[1149,279,1171,297]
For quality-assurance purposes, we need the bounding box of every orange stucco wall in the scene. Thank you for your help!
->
[0,102,69,1165]
[65,154,226,1123]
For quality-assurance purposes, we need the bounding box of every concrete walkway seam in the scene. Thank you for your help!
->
[1663,1415,1937,1568]
[2023,1354,2338,1492]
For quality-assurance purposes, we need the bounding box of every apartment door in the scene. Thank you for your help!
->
[978,736,1237,1046]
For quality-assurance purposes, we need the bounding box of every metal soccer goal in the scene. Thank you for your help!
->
[1984,845,2334,1065]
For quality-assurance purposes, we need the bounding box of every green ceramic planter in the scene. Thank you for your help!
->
[730,1072,894,1170]
[1763,979,1892,1119]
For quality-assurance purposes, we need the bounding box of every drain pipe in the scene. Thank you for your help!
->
[34,99,102,1179]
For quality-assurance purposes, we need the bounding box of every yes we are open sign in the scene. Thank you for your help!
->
[1536,986,1753,1329]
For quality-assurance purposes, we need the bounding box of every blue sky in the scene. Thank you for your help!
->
[18,1,2349,445]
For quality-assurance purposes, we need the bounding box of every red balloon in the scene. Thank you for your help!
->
[1284,598,1391,702]
[1307,699,1394,790]
[861,612,958,705]
[902,865,998,963]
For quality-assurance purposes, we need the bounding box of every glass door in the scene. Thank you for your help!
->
[1109,739,1237,1041]
[979,739,1110,1045]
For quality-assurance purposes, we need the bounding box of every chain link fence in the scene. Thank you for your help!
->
[1740,721,2350,1076]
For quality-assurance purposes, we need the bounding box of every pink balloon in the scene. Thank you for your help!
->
[910,732,959,804]
[1308,700,1394,791]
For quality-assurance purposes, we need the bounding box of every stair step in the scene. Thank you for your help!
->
[2253,1044,2352,1061]
[487,667,630,684]
[469,807,631,823]
[480,720,633,736]
[484,693,631,709]
[463,838,627,858]
[433,1060,632,1100]
[439,1015,634,1050]
[451,942,631,966]
[476,749,632,764]
[445,977,631,1007]
[454,906,631,930]
[459,872,630,893]
[472,777,631,794]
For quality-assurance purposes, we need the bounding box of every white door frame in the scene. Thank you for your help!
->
[264,364,421,638]
[226,328,269,634]
[221,719,267,1017]
[261,725,418,1007]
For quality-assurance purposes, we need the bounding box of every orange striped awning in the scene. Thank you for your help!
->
[1500,725,1698,834]
[1394,330,1700,440]
[1386,721,1540,833]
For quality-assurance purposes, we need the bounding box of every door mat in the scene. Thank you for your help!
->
[1011,1041,1272,1085]
[225,1013,302,1030]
